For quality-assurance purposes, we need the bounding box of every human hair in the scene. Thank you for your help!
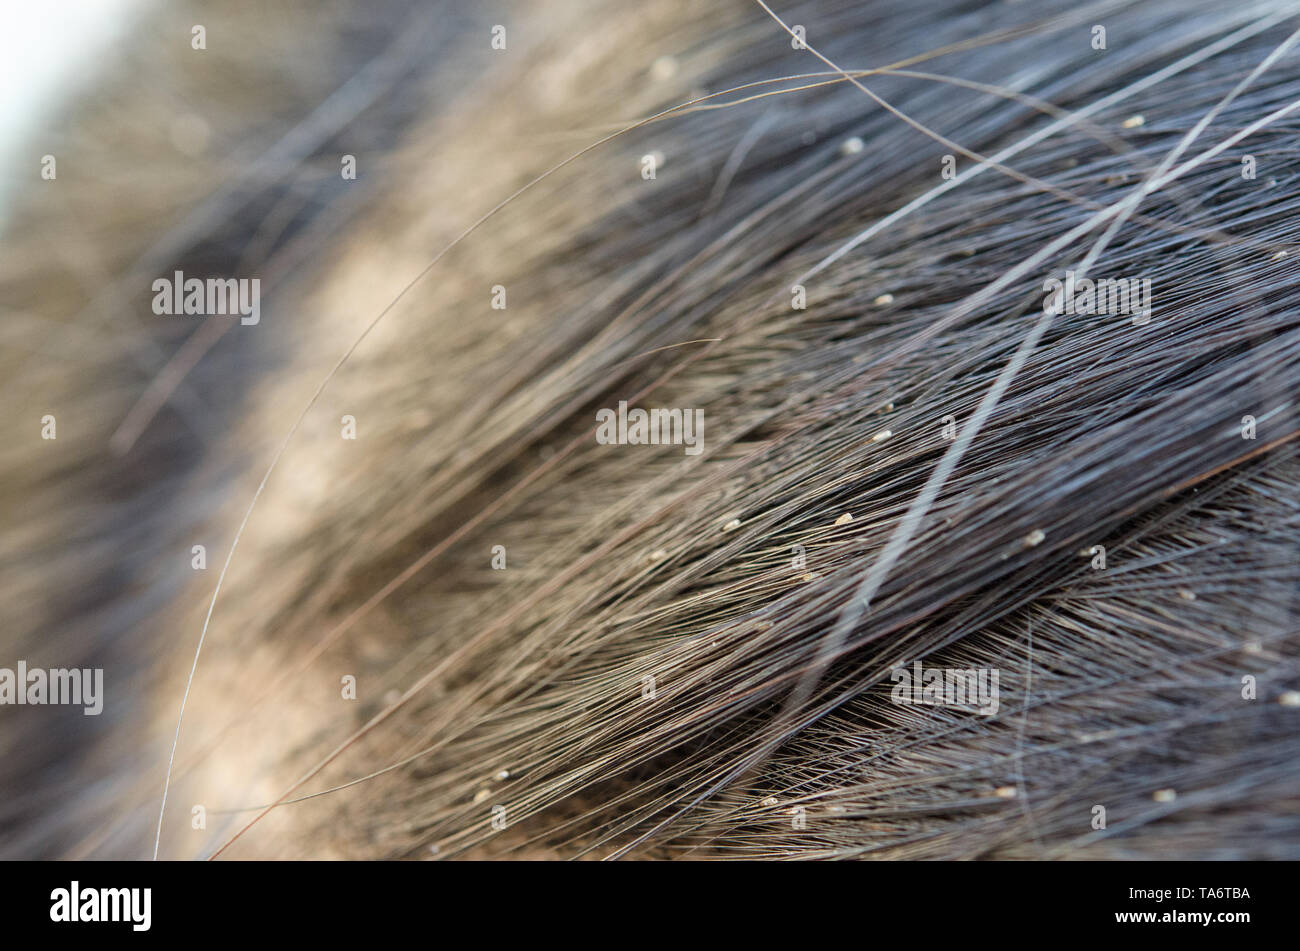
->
[3,0,1298,860]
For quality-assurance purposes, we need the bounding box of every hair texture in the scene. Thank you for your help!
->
[2,0,1300,860]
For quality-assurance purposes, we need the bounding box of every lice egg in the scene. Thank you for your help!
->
[839,136,864,156]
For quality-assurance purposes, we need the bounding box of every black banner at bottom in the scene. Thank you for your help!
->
[0,860,1280,939]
